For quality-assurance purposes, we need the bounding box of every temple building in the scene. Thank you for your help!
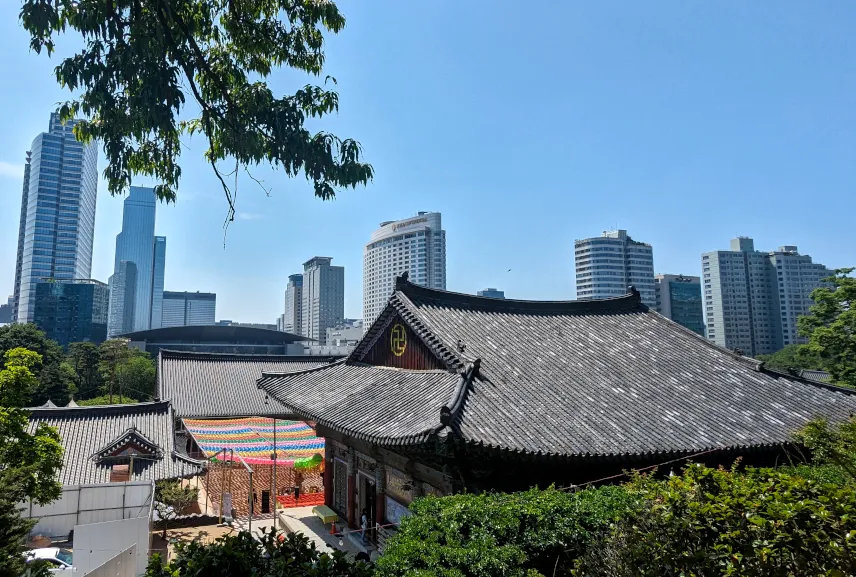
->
[258,274,856,541]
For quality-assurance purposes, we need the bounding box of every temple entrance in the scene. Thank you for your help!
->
[357,473,377,541]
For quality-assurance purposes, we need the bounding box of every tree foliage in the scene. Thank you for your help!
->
[68,341,101,398]
[793,416,856,482]
[376,486,634,577]
[97,339,154,403]
[146,529,372,577]
[0,470,51,577]
[798,268,856,387]
[0,348,42,407]
[77,394,138,406]
[20,0,373,221]
[154,480,199,538]
[756,344,825,375]
[574,463,856,576]
[0,324,72,406]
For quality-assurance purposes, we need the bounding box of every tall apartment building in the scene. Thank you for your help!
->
[107,186,165,335]
[33,279,109,347]
[13,113,99,323]
[654,274,704,335]
[107,261,138,336]
[161,291,216,327]
[363,212,446,327]
[283,273,303,335]
[301,257,344,344]
[702,237,830,356]
[574,230,656,307]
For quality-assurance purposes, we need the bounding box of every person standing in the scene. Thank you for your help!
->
[360,508,368,544]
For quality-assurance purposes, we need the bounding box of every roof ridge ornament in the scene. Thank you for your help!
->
[395,271,410,291]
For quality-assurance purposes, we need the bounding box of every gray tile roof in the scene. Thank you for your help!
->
[259,360,473,445]
[27,401,204,485]
[158,350,341,418]
[259,278,856,460]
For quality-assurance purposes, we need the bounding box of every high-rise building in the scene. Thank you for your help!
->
[107,261,138,337]
[13,113,99,323]
[0,296,13,325]
[151,236,166,328]
[654,274,704,335]
[363,212,446,327]
[477,288,505,299]
[33,279,109,347]
[107,186,164,333]
[283,274,303,335]
[161,291,216,327]
[301,257,344,344]
[702,237,830,356]
[574,230,656,307]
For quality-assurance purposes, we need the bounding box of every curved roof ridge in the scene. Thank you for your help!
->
[27,400,171,415]
[397,276,642,313]
[258,357,350,381]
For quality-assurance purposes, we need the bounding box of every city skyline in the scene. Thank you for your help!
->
[0,2,853,323]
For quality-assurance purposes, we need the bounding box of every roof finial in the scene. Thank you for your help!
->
[627,285,638,296]
[456,339,466,353]
[395,271,410,290]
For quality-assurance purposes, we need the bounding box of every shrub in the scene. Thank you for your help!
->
[376,485,635,577]
[574,462,856,576]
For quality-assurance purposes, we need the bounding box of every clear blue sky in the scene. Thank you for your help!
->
[1,1,854,322]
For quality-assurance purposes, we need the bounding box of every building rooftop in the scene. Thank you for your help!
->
[259,276,856,461]
[158,350,342,418]
[27,401,204,485]
[121,324,309,343]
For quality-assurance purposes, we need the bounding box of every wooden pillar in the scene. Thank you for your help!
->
[374,464,386,525]
[323,453,334,508]
[346,448,356,528]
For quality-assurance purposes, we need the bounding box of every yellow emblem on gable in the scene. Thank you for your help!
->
[390,323,407,357]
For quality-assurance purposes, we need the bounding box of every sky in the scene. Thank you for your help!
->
[1,1,854,322]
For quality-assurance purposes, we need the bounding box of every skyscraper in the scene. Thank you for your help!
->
[363,212,446,327]
[654,274,704,335]
[574,230,656,307]
[33,279,109,347]
[161,291,216,327]
[107,261,138,337]
[702,237,830,356]
[283,274,303,335]
[302,257,344,344]
[107,186,165,333]
[151,236,166,329]
[13,113,99,323]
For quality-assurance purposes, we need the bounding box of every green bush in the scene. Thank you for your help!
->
[376,485,634,577]
[575,463,856,576]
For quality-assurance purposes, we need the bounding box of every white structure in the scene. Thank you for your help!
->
[363,212,446,327]
[161,291,216,327]
[19,481,153,576]
[283,273,303,335]
[13,113,99,323]
[326,324,364,347]
[574,230,656,307]
[301,257,344,344]
[702,238,830,356]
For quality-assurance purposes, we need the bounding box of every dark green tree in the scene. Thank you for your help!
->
[0,324,72,406]
[116,356,156,401]
[0,470,51,577]
[146,529,372,577]
[798,268,856,387]
[153,480,199,538]
[68,341,102,399]
[19,0,373,221]
[756,344,825,375]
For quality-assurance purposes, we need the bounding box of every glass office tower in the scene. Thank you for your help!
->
[13,113,98,322]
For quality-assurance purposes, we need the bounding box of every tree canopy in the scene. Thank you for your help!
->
[19,0,373,221]
[798,268,856,387]
[0,324,74,406]
[756,344,825,375]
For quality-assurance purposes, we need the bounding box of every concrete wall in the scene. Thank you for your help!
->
[75,517,150,575]
[20,481,153,541]
[85,545,137,577]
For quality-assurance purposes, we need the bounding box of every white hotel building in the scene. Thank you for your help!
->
[363,212,446,327]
